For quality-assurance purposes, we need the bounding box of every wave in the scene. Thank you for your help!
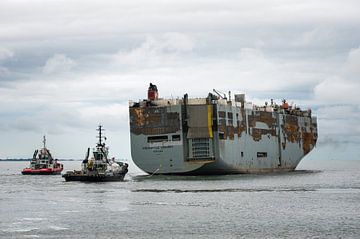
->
[2,227,39,233]
[132,188,316,193]
[48,225,68,231]
[131,201,212,207]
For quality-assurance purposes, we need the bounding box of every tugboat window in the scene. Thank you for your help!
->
[148,135,168,143]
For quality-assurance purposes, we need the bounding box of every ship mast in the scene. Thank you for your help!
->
[96,125,108,162]
[43,135,46,149]
[96,125,105,146]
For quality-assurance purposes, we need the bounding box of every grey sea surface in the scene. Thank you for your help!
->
[1,159,360,239]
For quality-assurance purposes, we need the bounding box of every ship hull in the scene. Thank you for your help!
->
[174,161,297,175]
[129,94,317,175]
[148,166,296,175]
[135,153,300,175]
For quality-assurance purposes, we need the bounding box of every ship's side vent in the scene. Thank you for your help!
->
[187,138,215,161]
[192,138,209,158]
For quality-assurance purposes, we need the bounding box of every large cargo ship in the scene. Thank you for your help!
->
[129,83,317,175]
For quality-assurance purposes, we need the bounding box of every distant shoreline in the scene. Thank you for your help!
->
[0,159,81,161]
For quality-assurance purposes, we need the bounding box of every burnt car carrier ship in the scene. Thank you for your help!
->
[129,83,317,175]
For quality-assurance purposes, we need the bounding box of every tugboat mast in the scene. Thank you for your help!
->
[96,125,105,146]
[43,135,46,149]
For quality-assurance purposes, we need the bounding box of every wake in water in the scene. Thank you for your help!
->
[132,188,316,193]
[131,169,323,181]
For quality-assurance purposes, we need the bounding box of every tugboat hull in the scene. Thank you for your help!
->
[22,168,63,175]
[62,173,126,182]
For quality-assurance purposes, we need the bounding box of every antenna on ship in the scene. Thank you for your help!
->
[43,135,46,149]
[96,125,105,146]
[213,89,227,100]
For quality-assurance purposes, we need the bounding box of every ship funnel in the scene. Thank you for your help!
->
[148,83,158,101]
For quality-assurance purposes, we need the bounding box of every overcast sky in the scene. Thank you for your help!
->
[0,0,359,160]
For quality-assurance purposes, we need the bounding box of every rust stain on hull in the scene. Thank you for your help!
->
[130,107,180,135]
[251,128,277,141]
[248,111,277,142]
[302,120,317,154]
[248,111,276,128]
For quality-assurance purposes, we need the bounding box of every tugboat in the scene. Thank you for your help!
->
[22,136,63,175]
[62,125,128,182]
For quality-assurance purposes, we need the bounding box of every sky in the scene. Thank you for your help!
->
[0,0,359,160]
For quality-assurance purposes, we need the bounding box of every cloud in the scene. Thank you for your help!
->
[314,47,360,104]
[314,77,359,104]
[42,54,76,74]
[113,33,194,68]
[109,41,323,99]
[341,47,360,81]
[0,47,13,80]
[293,27,336,47]
[0,66,9,77]
[0,32,357,158]
[1,0,360,159]
[317,105,360,136]
[311,47,360,158]
[0,47,14,60]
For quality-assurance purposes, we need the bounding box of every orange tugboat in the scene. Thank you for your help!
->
[21,136,63,175]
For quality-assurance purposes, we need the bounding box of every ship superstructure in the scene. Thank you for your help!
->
[129,84,317,175]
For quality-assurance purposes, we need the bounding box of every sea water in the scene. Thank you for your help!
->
[1,159,359,238]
